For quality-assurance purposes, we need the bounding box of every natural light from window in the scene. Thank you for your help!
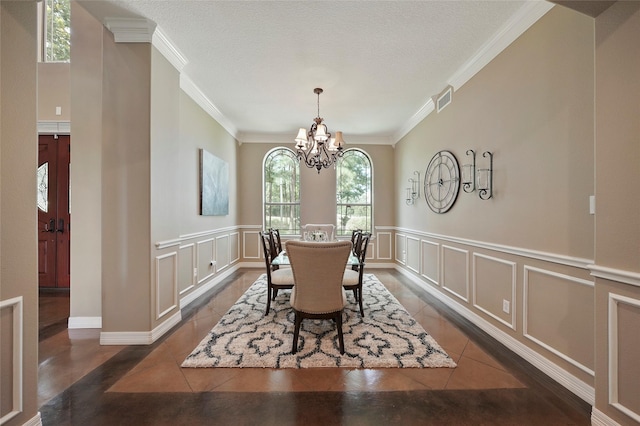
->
[336,149,372,236]
[264,148,300,235]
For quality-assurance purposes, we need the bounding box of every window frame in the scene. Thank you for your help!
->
[336,148,373,237]
[38,0,71,63]
[263,147,301,236]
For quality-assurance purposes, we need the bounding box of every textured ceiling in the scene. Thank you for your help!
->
[81,1,547,144]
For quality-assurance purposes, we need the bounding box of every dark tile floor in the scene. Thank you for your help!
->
[38,269,591,425]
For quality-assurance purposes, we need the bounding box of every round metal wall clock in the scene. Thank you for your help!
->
[424,150,461,214]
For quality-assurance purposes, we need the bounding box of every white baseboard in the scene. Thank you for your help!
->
[591,408,621,426]
[68,316,102,329]
[100,310,181,345]
[396,265,595,405]
[22,412,42,426]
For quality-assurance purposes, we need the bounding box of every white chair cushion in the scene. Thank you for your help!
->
[342,269,359,286]
[271,268,293,285]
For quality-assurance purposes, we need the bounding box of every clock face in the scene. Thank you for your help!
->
[424,150,461,214]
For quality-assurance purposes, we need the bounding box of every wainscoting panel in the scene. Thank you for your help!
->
[524,266,594,375]
[376,231,392,260]
[406,236,420,274]
[215,235,230,272]
[441,245,469,302]
[0,296,23,423]
[243,231,260,259]
[229,232,240,264]
[155,252,178,320]
[197,238,215,284]
[473,253,517,330]
[421,240,439,286]
[608,293,640,423]
[395,233,406,265]
[178,243,195,295]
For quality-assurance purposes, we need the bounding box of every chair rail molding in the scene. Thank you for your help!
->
[588,263,640,288]
[393,227,593,269]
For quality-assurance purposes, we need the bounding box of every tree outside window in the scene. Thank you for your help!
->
[336,149,372,236]
[44,0,71,62]
[264,148,300,235]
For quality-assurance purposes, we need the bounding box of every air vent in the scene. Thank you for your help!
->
[436,86,452,113]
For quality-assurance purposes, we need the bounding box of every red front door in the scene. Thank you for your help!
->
[38,134,70,288]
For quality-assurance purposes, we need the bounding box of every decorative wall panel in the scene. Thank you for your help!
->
[608,293,640,422]
[524,266,594,375]
[421,240,439,286]
[178,243,195,295]
[0,297,23,423]
[216,235,230,271]
[406,236,420,274]
[243,231,260,259]
[155,252,177,319]
[197,238,215,284]
[441,245,469,302]
[473,253,516,330]
[229,232,240,264]
[376,231,392,260]
[395,233,406,264]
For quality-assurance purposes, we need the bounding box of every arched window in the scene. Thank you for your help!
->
[336,149,372,236]
[263,148,300,235]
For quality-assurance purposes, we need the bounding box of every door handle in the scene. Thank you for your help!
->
[45,218,56,233]
[57,218,64,233]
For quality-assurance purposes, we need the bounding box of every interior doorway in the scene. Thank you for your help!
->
[38,134,71,289]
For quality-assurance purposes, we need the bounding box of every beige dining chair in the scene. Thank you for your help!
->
[343,232,371,317]
[286,240,352,354]
[260,231,294,316]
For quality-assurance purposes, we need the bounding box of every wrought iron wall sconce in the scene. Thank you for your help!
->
[462,149,476,193]
[406,171,420,205]
[477,151,493,200]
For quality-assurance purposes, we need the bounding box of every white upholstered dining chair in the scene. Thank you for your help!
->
[286,240,352,354]
[300,223,336,241]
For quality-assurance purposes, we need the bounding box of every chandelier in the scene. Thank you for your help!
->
[294,88,345,173]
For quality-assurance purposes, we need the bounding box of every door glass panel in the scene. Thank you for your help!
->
[38,162,49,212]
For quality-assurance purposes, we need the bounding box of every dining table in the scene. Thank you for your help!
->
[271,248,361,267]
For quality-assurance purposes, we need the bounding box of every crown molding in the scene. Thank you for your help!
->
[180,75,238,139]
[393,1,555,145]
[152,27,187,72]
[104,17,156,43]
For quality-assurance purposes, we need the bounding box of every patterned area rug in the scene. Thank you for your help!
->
[182,274,457,369]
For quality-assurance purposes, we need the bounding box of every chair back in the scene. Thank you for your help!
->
[287,240,352,314]
[355,232,371,265]
[259,231,276,274]
[301,223,336,241]
[269,228,283,255]
[350,229,362,253]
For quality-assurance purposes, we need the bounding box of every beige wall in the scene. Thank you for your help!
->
[38,62,70,121]
[0,2,40,425]
[593,2,640,424]
[69,1,103,324]
[394,5,597,395]
[101,31,152,332]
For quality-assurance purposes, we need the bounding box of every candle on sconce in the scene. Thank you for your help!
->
[477,169,490,190]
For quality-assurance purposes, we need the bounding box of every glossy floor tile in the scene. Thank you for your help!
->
[38,269,591,425]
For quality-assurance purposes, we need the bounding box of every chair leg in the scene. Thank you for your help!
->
[265,287,272,316]
[352,288,358,299]
[292,313,303,354]
[336,311,345,354]
[357,286,364,317]
[272,288,278,300]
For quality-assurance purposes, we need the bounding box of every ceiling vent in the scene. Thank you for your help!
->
[436,86,452,113]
